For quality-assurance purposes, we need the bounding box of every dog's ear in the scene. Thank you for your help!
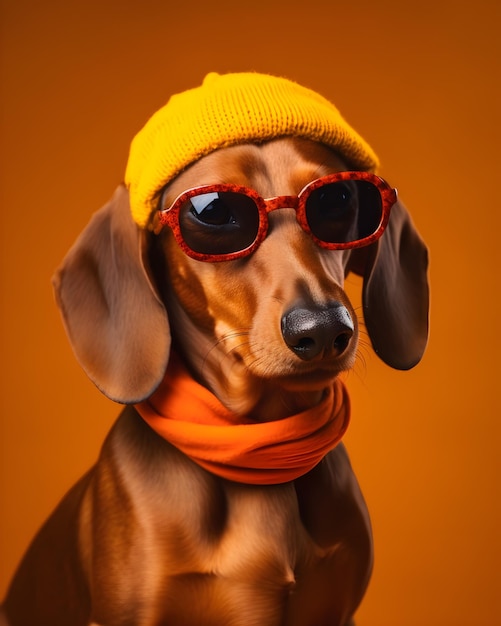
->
[348,198,429,369]
[52,185,170,403]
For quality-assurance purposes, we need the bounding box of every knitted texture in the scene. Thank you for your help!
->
[125,72,380,227]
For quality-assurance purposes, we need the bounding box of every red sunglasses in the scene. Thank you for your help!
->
[158,171,397,262]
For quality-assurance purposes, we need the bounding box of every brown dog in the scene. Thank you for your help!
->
[2,137,429,625]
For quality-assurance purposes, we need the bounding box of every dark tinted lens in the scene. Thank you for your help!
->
[305,180,383,244]
[179,191,260,255]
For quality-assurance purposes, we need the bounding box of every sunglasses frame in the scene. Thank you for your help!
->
[158,171,397,262]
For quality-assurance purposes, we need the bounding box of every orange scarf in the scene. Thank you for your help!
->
[135,357,350,485]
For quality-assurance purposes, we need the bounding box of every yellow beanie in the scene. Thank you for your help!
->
[125,72,380,228]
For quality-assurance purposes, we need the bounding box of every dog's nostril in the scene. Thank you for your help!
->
[281,303,354,361]
[334,332,351,354]
[295,337,316,354]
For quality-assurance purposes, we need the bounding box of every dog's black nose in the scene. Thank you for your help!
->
[281,303,354,361]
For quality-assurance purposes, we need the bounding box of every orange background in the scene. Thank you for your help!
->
[1,0,500,624]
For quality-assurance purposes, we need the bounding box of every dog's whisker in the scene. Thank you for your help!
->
[352,336,372,382]
[200,329,255,380]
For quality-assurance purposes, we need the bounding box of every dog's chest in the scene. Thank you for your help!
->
[138,461,363,626]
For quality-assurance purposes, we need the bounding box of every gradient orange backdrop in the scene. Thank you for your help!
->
[1,0,500,624]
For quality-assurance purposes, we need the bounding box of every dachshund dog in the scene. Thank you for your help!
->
[2,137,429,626]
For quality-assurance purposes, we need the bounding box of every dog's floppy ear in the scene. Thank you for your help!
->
[52,184,170,403]
[348,198,429,369]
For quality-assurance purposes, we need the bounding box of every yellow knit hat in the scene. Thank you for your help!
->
[125,72,380,228]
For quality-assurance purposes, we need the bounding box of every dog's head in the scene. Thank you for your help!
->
[53,73,429,418]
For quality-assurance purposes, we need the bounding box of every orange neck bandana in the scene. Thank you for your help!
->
[135,356,350,485]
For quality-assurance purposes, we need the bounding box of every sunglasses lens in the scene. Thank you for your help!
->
[305,180,383,244]
[178,191,260,256]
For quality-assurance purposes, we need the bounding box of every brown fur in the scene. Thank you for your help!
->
[1,138,429,625]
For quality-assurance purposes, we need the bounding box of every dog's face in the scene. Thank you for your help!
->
[154,138,358,419]
[53,137,428,414]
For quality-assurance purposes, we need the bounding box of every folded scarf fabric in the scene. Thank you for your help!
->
[135,356,350,485]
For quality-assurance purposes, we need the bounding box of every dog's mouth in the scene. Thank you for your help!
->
[205,349,350,419]
[229,346,354,389]
[268,360,355,396]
